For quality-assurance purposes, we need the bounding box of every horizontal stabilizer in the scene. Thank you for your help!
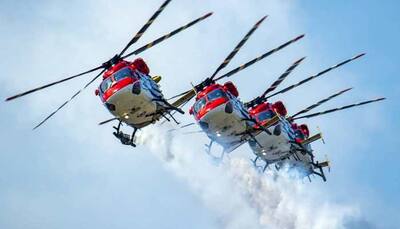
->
[318,161,330,168]
[171,90,196,108]
[262,115,280,128]
[301,133,322,145]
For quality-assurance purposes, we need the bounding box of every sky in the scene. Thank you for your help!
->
[0,0,399,228]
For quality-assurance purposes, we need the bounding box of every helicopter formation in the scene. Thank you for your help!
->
[5,0,386,181]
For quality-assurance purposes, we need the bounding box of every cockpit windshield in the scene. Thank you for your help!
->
[207,89,226,102]
[194,97,206,114]
[256,110,275,122]
[99,67,135,93]
[100,77,113,93]
[113,67,134,82]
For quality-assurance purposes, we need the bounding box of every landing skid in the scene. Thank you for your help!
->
[205,140,214,154]
[204,140,235,164]
[251,156,269,172]
[242,118,272,135]
[147,98,184,125]
[236,129,262,147]
[113,121,137,147]
[290,141,312,154]
[312,162,327,182]
[205,140,225,163]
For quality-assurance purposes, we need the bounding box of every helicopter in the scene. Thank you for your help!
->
[263,94,386,182]
[169,15,305,159]
[245,55,385,181]
[5,0,212,147]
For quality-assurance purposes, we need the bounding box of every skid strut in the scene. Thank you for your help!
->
[153,98,184,114]
[205,140,214,154]
[263,161,270,172]
[243,118,272,135]
[113,120,137,147]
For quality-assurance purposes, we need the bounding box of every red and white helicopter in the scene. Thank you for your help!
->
[245,54,385,181]
[5,0,212,147]
[170,16,305,158]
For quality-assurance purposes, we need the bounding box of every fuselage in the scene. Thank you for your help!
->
[248,101,313,166]
[277,143,314,176]
[190,83,252,148]
[278,122,316,177]
[96,59,164,129]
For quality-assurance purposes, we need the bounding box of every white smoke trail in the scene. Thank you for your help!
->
[135,125,362,229]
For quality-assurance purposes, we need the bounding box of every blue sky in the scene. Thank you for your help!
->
[0,0,399,228]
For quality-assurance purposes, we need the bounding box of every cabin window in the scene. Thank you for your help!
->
[100,77,113,93]
[256,110,275,122]
[113,67,134,82]
[207,89,226,102]
[194,97,206,114]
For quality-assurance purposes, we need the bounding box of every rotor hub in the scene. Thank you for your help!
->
[102,54,122,69]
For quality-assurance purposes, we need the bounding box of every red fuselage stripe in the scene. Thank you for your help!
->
[102,77,138,102]
[195,97,228,120]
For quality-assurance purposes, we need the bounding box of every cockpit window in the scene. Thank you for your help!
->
[113,67,134,82]
[194,97,206,114]
[207,89,226,102]
[256,110,275,122]
[100,77,113,93]
[100,67,135,93]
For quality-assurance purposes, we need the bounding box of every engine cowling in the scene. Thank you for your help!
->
[223,81,239,97]
[299,124,310,138]
[132,58,150,75]
[272,101,287,116]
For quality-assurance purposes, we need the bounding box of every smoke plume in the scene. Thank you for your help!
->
[135,125,364,229]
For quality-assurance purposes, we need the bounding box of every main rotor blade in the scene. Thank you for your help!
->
[214,34,305,81]
[168,88,193,100]
[293,97,386,120]
[291,87,353,118]
[182,130,203,135]
[262,56,305,97]
[170,89,196,108]
[5,65,104,101]
[119,0,171,56]
[122,12,213,59]
[98,117,119,125]
[209,16,267,80]
[33,69,106,130]
[180,122,196,129]
[265,53,365,99]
